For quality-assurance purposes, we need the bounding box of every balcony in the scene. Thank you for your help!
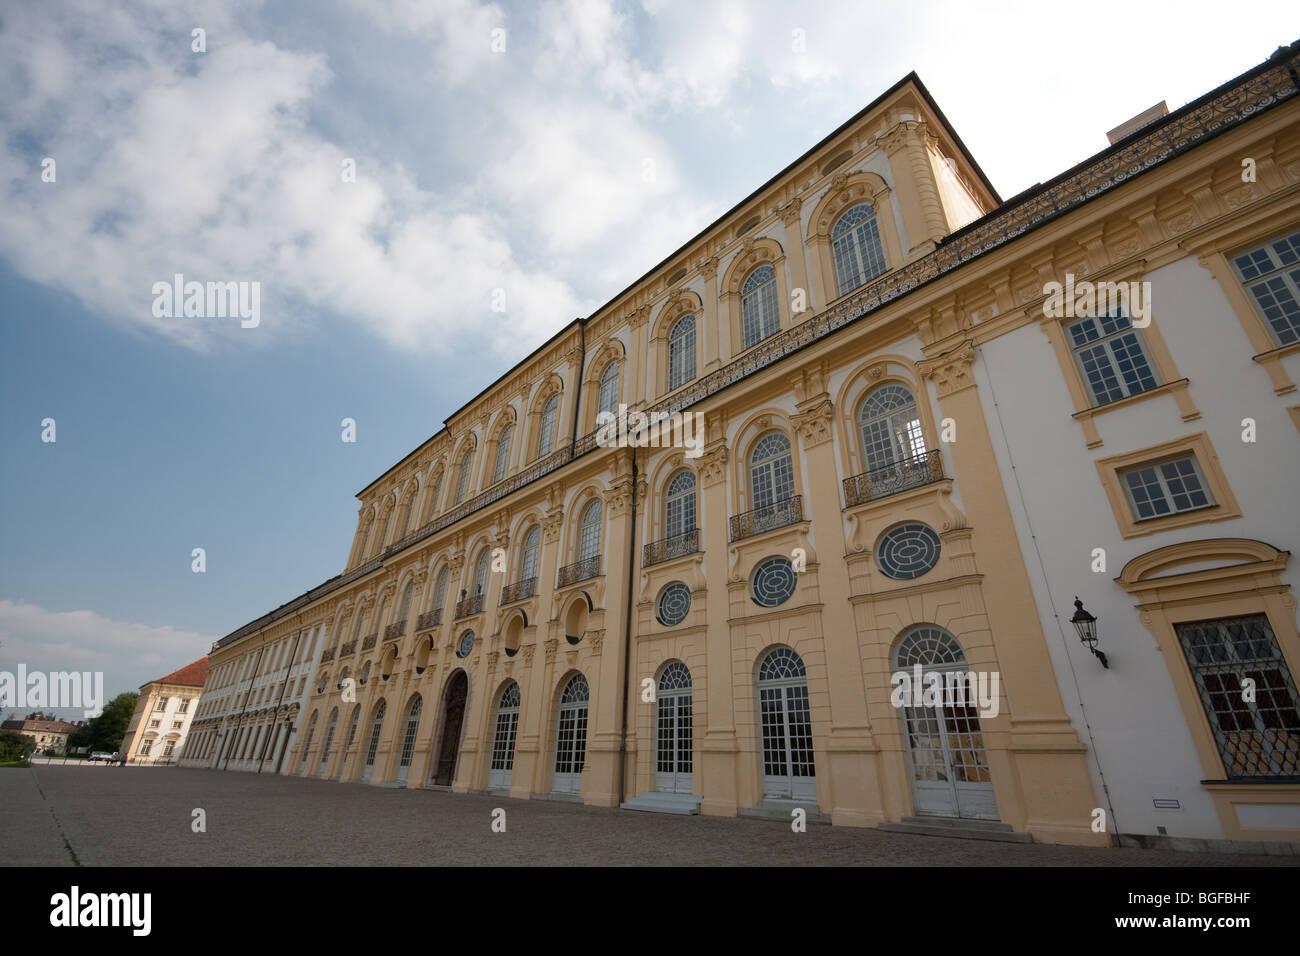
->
[557,555,601,588]
[643,529,699,567]
[729,495,803,543]
[339,640,357,658]
[417,609,441,631]
[455,593,485,620]
[383,621,404,642]
[500,577,537,605]
[842,450,944,507]
[361,633,377,651]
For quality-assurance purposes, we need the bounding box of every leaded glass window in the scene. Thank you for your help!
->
[751,556,797,608]
[656,582,692,626]
[876,523,942,580]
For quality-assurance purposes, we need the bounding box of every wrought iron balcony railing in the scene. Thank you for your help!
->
[842,449,945,507]
[500,577,537,605]
[729,495,803,542]
[557,555,601,588]
[643,529,700,567]
[455,593,485,619]
[361,633,377,651]
[416,609,441,631]
[339,640,356,657]
[383,621,405,642]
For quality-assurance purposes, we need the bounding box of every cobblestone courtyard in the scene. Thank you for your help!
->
[5,764,1295,866]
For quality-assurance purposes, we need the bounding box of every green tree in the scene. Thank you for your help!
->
[0,729,35,762]
[67,692,138,752]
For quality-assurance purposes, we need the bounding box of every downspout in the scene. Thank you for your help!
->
[258,626,302,773]
[223,642,265,771]
[618,447,637,806]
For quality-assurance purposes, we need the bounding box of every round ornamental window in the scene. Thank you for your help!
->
[750,556,798,608]
[456,630,475,658]
[656,582,692,626]
[876,523,941,580]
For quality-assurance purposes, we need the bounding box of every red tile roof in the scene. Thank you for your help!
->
[149,656,210,688]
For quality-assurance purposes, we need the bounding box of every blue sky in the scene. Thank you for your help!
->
[2,0,1296,715]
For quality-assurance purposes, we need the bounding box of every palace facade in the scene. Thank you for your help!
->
[181,43,1300,848]
[120,657,209,764]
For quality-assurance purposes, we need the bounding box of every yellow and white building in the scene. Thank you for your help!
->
[185,44,1300,848]
[121,658,209,763]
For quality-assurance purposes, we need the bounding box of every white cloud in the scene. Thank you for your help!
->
[0,600,216,717]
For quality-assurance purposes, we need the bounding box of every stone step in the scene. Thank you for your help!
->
[900,815,1016,831]
[878,819,1033,844]
[621,791,702,815]
[737,800,831,825]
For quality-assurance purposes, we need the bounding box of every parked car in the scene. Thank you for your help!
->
[89,751,113,762]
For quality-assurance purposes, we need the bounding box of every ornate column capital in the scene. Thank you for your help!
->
[792,398,835,447]
[698,256,719,282]
[604,476,636,517]
[542,512,564,543]
[697,443,729,487]
[778,197,803,226]
[918,340,978,397]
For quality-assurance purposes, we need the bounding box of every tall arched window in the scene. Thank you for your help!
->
[757,646,815,799]
[741,264,780,348]
[553,673,589,794]
[491,424,513,483]
[832,202,888,296]
[578,499,603,560]
[397,695,422,784]
[396,492,413,541]
[490,681,521,789]
[363,700,386,782]
[373,505,392,555]
[664,469,697,539]
[668,314,696,389]
[432,566,449,618]
[598,361,620,417]
[398,581,414,630]
[537,393,559,457]
[857,383,926,472]
[749,431,795,509]
[351,606,367,644]
[453,447,474,504]
[473,546,492,597]
[520,525,541,582]
[318,707,339,773]
[344,705,361,752]
[427,474,444,520]
[297,710,318,774]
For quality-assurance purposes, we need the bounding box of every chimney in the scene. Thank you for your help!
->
[1107,101,1169,145]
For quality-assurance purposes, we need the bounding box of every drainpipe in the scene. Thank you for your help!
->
[618,447,638,806]
[223,642,265,771]
[258,626,302,773]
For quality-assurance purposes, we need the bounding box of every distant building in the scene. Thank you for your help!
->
[119,658,210,763]
[1,713,83,753]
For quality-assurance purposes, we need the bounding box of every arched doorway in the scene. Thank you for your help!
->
[756,646,816,800]
[433,670,469,787]
[895,625,997,820]
[655,661,693,794]
[362,700,386,783]
[553,673,589,794]
[489,681,521,790]
[396,695,423,786]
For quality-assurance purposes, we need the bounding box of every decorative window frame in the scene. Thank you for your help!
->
[527,374,565,461]
[833,355,939,483]
[485,407,518,486]
[1094,432,1241,539]
[581,338,627,434]
[1036,260,1199,449]
[730,412,805,515]
[1117,538,1300,841]
[650,290,703,399]
[721,237,790,358]
[806,171,904,305]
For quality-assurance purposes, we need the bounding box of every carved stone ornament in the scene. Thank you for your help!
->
[919,340,977,397]
[793,399,835,447]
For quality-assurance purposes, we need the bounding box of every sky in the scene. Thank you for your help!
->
[1,0,1297,717]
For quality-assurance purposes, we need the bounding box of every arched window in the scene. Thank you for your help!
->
[520,525,541,582]
[857,383,926,472]
[491,424,513,483]
[453,447,474,504]
[473,546,492,597]
[757,646,815,799]
[351,606,367,643]
[598,361,620,417]
[577,499,603,561]
[553,673,589,793]
[832,202,888,296]
[398,581,414,629]
[537,393,559,457]
[668,314,696,390]
[490,681,521,789]
[396,493,413,541]
[664,469,696,539]
[427,474,444,519]
[373,505,392,555]
[297,711,318,773]
[363,700,386,782]
[318,707,339,772]
[656,661,693,794]
[749,431,795,509]
[432,566,450,616]
[344,705,361,751]
[741,264,780,348]
[397,695,422,783]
